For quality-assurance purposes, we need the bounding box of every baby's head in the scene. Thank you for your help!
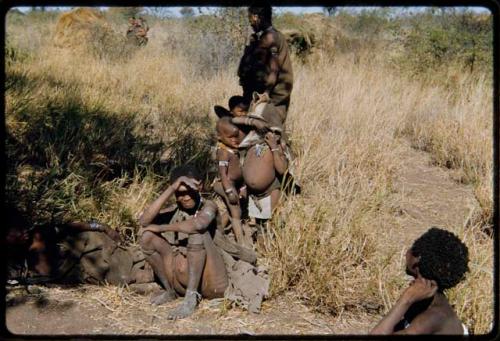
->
[216,116,244,149]
[228,96,250,117]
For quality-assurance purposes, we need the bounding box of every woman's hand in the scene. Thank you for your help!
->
[174,176,201,191]
[140,224,164,234]
[227,190,239,205]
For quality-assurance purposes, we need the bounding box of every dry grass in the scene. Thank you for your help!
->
[5,10,494,334]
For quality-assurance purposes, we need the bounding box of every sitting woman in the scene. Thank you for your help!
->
[138,165,228,319]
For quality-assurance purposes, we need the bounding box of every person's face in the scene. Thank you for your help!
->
[219,122,243,149]
[405,248,420,277]
[6,227,30,246]
[175,183,199,210]
[231,105,247,117]
[248,12,261,32]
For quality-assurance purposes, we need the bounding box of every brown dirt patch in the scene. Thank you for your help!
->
[388,140,479,246]
[6,284,374,335]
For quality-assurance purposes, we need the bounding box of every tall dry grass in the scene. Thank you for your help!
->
[259,51,493,334]
[5,10,493,334]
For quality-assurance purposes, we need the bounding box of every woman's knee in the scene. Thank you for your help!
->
[139,229,156,249]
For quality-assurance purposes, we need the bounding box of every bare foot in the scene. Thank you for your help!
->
[150,289,177,305]
[167,290,200,320]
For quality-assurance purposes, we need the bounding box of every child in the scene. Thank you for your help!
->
[370,227,469,335]
[212,114,252,247]
[216,95,291,221]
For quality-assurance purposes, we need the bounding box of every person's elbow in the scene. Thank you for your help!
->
[137,214,149,228]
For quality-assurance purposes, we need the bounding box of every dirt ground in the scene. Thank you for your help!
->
[5,141,479,336]
[6,283,378,335]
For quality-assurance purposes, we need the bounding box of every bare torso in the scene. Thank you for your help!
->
[227,151,243,183]
[397,294,466,335]
[242,145,276,193]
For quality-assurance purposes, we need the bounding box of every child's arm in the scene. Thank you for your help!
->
[265,132,288,175]
[217,148,239,204]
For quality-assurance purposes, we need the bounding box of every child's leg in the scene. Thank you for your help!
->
[227,202,252,247]
[214,179,249,247]
[270,188,281,211]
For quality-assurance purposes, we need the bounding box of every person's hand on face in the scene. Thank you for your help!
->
[175,176,201,191]
[402,271,438,304]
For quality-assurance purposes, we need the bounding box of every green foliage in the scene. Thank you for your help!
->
[392,8,492,75]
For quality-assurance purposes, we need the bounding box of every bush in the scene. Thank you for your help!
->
[162,8,248,77]
[392,8,492,75]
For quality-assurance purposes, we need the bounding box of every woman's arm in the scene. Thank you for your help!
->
[143,201,218,235]
[138,182,178,227]
[65,221,121,243]
[265,132,288,175]
[232,116,269,132]
[138,176,200,227]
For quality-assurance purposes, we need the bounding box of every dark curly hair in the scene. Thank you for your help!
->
[228,95,249,112]
[410,227,469,291]
[169,164,203,184]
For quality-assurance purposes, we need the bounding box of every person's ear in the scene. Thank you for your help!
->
[413,258,422,277]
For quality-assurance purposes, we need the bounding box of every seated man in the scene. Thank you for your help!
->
[138,165,228,319]
[212,116,252,247]
[370,227,469,335]
[6,205,152,286]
